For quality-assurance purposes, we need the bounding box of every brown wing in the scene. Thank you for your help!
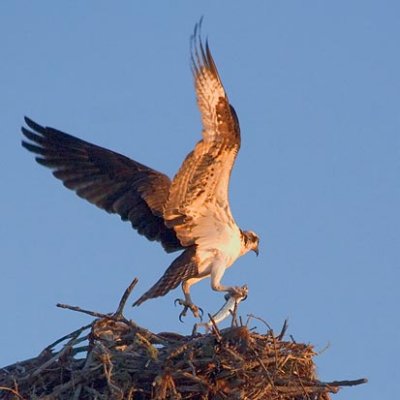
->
[21,117,182,252]
[133,246,198,306]
[163,23,241,247]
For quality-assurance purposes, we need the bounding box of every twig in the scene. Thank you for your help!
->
[97,342,124,398]
[28,326,83,379]
[42,323,92,353]
[294,364,312,400]
[0,386,26,400]
[56,303,112,319]
[249,347,276,390]
[229,300,239,327]
[57,278,139,320]
[180,371,211,389]
[246,314,273,331]
[115,277,138,317]
[72,350,95,400]
[323,378,368,387]
[208,313,222,340]
[72,384,83,400]
[71,344,89,357]
[270,328,280,372]
[126,320,170,346]
[41,371,88,398]
[277,319,289,340]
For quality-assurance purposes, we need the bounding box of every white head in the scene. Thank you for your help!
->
[241,230,260,256]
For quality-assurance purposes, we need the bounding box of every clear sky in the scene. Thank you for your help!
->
[1,2,399,399]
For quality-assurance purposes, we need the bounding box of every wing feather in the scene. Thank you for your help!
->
[21,117,182,252]
[163,22,241,247]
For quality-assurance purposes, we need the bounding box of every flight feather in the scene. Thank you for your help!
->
[21,117,182,252]
[163,24,241,248]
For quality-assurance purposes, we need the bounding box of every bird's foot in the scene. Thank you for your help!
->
[174,299,204,322]
[227,284,248,300]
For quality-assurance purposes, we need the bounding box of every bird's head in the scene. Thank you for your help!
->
[241,230,260,256]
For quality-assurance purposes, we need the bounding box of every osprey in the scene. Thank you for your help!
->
[21,22,259,319]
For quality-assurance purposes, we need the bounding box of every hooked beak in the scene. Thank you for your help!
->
[253,246,259,257]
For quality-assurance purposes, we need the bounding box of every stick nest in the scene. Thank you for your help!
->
[0,280,366,400]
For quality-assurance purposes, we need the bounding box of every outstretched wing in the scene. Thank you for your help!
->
[21,117,182,252]
[163,23,241,247]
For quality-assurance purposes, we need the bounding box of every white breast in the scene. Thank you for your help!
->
[196,223,242,271]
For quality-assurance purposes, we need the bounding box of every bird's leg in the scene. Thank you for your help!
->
[174,278,204,322]
[210,261,247,299]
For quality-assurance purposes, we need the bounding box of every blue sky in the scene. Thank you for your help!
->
[1,2,399,399]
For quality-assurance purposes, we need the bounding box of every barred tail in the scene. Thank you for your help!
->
[133,247,198,306]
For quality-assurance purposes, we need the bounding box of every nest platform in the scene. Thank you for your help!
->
[0,279,366,399]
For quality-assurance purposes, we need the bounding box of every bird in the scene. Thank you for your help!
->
[21,21,260,320]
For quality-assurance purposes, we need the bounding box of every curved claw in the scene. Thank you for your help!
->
[174,298,183,307]
[198,307,204,320]
[174,298,203,322]
[178,309,187,323]
[175,299,187,323]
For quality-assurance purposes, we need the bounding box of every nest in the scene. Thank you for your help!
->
[0,279,366,400]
